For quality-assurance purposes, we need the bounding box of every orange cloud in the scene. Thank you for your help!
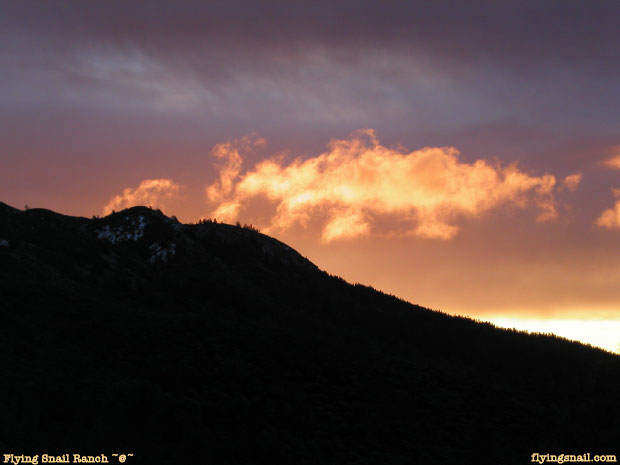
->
[561,172,582,191]
[595,188,620,230]
[103,178,182,215]
[603,153,620,170]
[205,135,266,221]
[206,130,562,242]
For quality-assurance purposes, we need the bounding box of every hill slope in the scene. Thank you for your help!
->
[0,202,618,464]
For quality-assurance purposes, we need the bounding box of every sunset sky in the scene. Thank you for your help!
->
[2,1,620,352]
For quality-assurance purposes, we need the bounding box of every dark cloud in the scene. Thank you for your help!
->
[3,1,619,74]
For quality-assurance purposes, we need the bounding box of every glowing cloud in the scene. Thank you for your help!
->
[561,173,582,191]
[603,153,620,170]
[206,130,562,242]
[205,135,266,222]
[103,178,182,215]
[595,188,620,230]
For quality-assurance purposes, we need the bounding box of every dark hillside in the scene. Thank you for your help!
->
[0,202,618,464]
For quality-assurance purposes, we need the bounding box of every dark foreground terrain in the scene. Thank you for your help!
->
[0,202,618,464]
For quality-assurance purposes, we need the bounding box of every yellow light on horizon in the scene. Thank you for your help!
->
[486,317,620,354]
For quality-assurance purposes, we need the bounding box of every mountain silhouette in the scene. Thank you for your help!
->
[0,201,618,465]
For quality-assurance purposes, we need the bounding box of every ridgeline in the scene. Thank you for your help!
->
[0,202,618,464]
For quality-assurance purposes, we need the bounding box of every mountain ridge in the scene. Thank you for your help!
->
[0,201,618,464]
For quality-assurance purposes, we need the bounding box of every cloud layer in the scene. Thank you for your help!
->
[207,130,565,241]
[103,178,181,215]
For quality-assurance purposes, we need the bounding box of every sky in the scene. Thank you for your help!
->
[2,1,620,352]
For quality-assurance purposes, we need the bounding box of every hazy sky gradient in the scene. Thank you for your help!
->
[2,1,620,349]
